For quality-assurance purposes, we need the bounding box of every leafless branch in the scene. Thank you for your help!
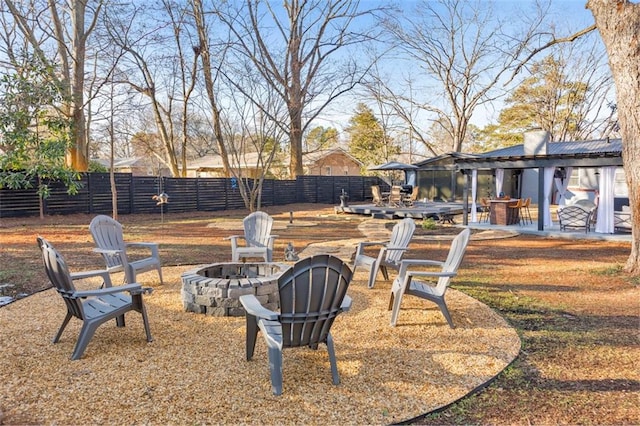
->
[509,24,597,81]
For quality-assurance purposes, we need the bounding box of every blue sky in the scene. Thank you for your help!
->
[318,0,605,134]
[393,0,596,27]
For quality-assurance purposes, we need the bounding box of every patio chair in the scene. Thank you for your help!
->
[521,197,533,225]
[90,215,163,284]
[239,254,353,395]
[388,186,405,207]
[353,218,416,288]
[37,237,153,360]
[478,197,491,223]
[557,205,594,233]
[389,227,471,328]
[371,185,386,206]
[614,206,632,232]
[507,198,523,226]
[226,211,278,262]
[402,186,419,207]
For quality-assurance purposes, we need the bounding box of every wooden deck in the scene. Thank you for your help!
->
[335,201,467,221]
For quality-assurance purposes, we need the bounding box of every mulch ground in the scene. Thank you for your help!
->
[0,204,638,425]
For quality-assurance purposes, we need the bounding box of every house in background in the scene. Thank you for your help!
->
[187,152,271,178]
[94,157,171,177]
[303,147,362,176]
[187,147,362,178]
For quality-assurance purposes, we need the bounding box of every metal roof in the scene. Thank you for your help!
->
[414,152,479,167]
[480,138,622,157]
[454,138,623,169]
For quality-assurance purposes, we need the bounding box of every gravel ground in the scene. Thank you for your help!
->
[0,258,519,425]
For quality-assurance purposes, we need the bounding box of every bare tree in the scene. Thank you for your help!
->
[224,94,287,211]
[165,0,199,177]
[191,0,231,178]
[373,0,548,155]
[481,42,615,146]
[192,0,288,211]
[213,0,388,178]
[0,2,31,68]
[103,1,199,177]
[363,67,436,158]
[552,38,617,141]
[4,0,103,171]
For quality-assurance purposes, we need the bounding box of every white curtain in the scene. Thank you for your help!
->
[495,168,504,197]
[406,170,416,187]
[554,166,573,206]
[543,167,556,227]
[595,167,615,233]
[471,170,478,222]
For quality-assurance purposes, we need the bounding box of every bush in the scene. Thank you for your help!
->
[422,217,437,230]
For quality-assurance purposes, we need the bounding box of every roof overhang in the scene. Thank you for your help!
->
[455,152,623,170]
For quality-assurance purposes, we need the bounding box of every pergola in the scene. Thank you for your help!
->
[455,136,624,232]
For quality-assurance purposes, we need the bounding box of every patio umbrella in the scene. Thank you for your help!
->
[368,161,418,171]
[369,161,418,187]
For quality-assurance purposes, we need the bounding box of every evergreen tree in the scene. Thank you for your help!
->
[346,104,399,172]
[482,55,590,146]
[304,126,339,152]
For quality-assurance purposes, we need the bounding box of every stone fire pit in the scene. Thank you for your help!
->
[181,262,289,317]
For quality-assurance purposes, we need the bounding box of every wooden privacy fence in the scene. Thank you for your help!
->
[0,173,386,218]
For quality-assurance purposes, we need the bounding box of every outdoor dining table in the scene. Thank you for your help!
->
[490,198,520,225]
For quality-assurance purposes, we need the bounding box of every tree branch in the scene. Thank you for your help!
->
[510,24,597,80]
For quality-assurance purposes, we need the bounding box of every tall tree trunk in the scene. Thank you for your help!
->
[289,106,304,177]
[287,11,304,178]
[588,0,640,274]
[192,0,231,178]
[68,0,89,171]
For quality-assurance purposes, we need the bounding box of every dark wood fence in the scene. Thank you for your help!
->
[0,173,387,218]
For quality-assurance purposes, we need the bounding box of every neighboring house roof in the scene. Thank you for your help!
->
[93,157,147,168]
[93,157,171,177]
[302,147,363,166]
[116,157,145,167]
[188,153,267,170]
[188,147,362,171]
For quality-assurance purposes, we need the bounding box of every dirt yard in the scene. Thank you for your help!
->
[0,204,638,425]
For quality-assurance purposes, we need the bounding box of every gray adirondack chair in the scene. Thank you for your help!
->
[37,237,153,360]
[353,218,416,288]
[239,254,353,395]
[89,215,163,284]
[389,227,471,328]
[226,211,278,262]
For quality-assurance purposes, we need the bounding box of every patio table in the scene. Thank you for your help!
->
[490,199,519,225]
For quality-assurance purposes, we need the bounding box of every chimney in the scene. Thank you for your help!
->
[523,130,550,155]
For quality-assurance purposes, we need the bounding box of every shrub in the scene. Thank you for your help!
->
[422,217,437,230]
